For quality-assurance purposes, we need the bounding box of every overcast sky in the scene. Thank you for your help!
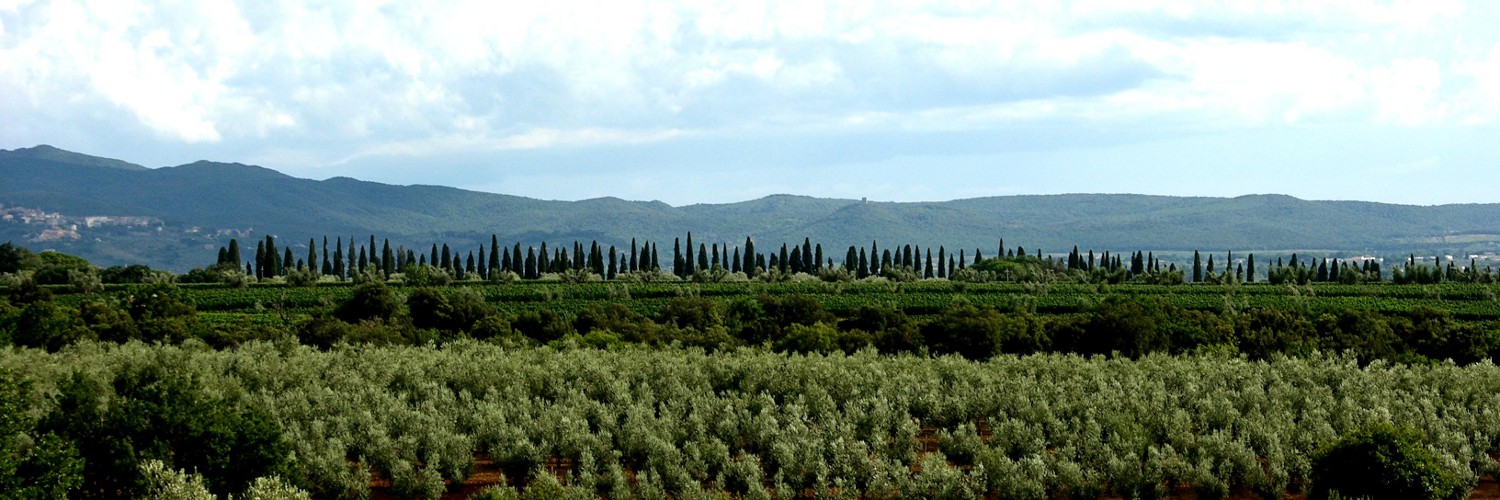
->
[3,1,1499,205]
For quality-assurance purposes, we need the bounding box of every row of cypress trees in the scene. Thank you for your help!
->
[213,233,1488,284]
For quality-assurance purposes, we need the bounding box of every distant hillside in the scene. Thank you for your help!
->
[3,145,1500,271]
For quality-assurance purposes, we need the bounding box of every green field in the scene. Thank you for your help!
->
[81,280,1500,323]
[8,279,1500,498]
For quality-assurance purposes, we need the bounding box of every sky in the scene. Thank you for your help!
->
[3,0,1499,206]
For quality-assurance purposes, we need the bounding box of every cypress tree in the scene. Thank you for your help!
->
[308,239,318,275]
[501,247,512,273]
[744,237,756,276]
[254,241,266,278]
[538,242,549,274]
[333,238,345,280]
[756,253,765,272]
[575,241,586,271]
[857,248,869,278]
[491,235,500,272]
[711,244,720,270]
[406,249,415,271]
[265,235,279,277]
[431,244,439,269]
[640,243,651,273]
[357,247,367,274]
[1207,254,1215,274]
[959,249,966,270]
[789,247,801,274]
[845,246,858,272]
[630,238,639,272]
[651,243,659,271]
[525,247,538,279]
[802,238,813,273]
[938,246,946,278]
[925,250,934,279]
[513,243,522,272]
[814,244,823,272]
[369,235,377,271]
[440,244,451,270]
[478,245,488,279]
[228,239,242,267]
[466,252,476,275]
[673,238,684,277]
[779,244,790,274]
[1247,254,1256,283]
[1193,251,1203,282]
[594,241,607,275]
[769,254,779,272]
[218,247,228,265]
[732,248,741,274]
[949,256,956,277]
[903,245,913,269]
[685,233,695,275]
[698,243,709,272]
[322,237,332,275]
[881,249,892,272]
[608,246,618,279]
[382,240,394,277]
[870,241,879,276]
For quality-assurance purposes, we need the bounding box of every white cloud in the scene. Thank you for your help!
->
[0,0,1494,169]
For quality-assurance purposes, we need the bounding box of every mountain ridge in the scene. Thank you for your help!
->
[2,145,1499,271]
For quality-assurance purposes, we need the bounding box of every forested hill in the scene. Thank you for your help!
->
[4,145,1500,271]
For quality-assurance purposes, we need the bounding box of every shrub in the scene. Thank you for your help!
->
[840,303,918,354]
[1309,423,1467,500]
[776,322,841,354]
[334,281,401,323]
[921,304,1004,360]
[511,308,573,343]
[403,265,453,287]
[283,268,318,287]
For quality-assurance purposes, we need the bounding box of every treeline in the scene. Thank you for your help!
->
[6,277,1496,366]
[301,283,1500,365]
[191,234,1500,287]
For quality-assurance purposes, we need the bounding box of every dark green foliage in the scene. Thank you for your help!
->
[840,304,921,354]
[575,303,656,343]
[27,250,93,285]
[99,264,156,284]
[1310,423,1466,500]
[10,300,88,352]
[0,242,35,274]
[39,362,291,498]
[921,304,1018,360]
[511,308,573,343]
[333,281,401,323]
[124,284,198,344]
[407,287,493,334]
[658,297,726,333]
[0,368,83,499]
